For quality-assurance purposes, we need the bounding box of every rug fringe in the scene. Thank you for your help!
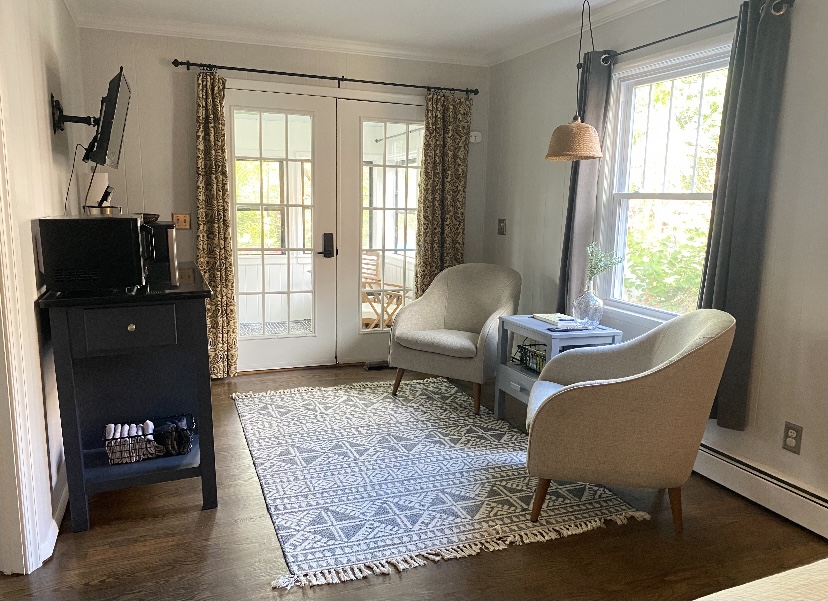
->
[232,377,448,402]
[271,510,650,590]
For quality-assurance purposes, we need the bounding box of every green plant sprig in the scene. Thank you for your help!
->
[585,242,624,281]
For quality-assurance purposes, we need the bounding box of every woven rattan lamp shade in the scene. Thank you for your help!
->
[545,118,603,161]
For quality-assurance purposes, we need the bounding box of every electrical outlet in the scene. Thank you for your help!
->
[783,421,803,454]
[497,219,506,235]
[172,213,191,229]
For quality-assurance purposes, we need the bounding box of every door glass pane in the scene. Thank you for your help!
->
[238,294,263,337]
[263,208,284,248]
[407,126,423,166]
[359,119,424,332]
[302,162,312,205]
[234,110,259,157]
[262,113,286,159]
[290,252,313,291]
[265,294,288,335]
[386,123,407,165]
[385,168,406,209]
[237,250,262,292]
[289,293,313,333]
[363,122,384,165]
[236,207,262,248]
[288,115,312,160]
[235,160,261,204]
[263,161,283,204]
[264,251,287,292]
[233,108,316,338]
[363,166,383,208]
[407,168,419,209]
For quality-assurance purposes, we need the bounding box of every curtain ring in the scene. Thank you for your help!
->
[770,0,788,15]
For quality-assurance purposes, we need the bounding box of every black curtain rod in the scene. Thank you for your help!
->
[601,15,739,65]
[171,59,479,95]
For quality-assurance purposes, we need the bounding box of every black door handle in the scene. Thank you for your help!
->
[316,232,336,258]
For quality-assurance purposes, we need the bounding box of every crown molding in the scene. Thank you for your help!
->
[486,0,671,66]
[64,0,671,68]
[66,9,491,67]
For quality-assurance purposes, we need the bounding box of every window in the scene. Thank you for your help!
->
[360,121,423,330]
[598,48,730,316]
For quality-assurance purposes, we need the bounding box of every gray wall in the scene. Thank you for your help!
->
[485,0,828,503]
[77,30,490,264]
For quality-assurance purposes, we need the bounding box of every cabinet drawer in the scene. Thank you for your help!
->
[83,304,178,353]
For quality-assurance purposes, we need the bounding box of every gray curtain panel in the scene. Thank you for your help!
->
[196,70,239,379]
[556,51,614,314]
[415,92,473,298]
[699,0,793,430]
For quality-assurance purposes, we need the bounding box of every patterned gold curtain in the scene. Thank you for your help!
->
[196,70,238,378]
[415,92,473,297]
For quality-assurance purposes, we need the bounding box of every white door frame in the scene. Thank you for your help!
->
[0,85,45,574]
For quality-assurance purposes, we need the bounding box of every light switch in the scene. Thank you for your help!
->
[497,219,506,235]
[172,213,191,229]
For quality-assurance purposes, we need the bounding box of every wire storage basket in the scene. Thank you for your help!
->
[515,343,547,374]
[103,414,195,465]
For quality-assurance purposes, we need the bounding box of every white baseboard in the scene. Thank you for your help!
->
[35,477,67,572]
[694,445,828,539]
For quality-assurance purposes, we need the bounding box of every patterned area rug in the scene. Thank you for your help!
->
[233,378,648,589]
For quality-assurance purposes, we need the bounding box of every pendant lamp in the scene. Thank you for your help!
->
[546,0,603,161]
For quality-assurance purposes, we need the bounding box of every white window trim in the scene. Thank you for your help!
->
[595,35,733,329]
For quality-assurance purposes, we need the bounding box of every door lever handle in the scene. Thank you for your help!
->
[317,232,336,258]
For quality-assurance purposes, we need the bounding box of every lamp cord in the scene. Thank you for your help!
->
[575,0,596,121]
[64,143,86,215]
[85,162,98,204]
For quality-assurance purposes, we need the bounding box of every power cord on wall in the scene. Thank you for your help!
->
[64,143,86,215]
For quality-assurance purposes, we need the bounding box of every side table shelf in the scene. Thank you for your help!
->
[494,315,622,420]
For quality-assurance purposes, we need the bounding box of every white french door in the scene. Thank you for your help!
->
[336,99,425,362]
[226,83,424,370]
[227,90,337,370]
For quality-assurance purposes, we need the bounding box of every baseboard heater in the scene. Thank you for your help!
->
[694,443,828,539]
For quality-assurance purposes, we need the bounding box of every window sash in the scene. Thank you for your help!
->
[595,43,731,317]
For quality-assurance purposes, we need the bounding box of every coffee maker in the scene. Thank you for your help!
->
[144,221,179,287]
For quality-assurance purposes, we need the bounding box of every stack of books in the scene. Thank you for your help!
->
[531,313,586,330]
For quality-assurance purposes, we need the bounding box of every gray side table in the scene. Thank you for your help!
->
[494,315,622,420]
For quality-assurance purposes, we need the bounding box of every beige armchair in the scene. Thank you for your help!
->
[526,309,735,532]
[389,263,522,414]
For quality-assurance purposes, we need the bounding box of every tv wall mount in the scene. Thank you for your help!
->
[51,94,100,134]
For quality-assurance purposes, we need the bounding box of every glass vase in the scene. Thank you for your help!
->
[572,281,603,329]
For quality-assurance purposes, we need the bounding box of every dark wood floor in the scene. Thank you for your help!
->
[1,366,826,600]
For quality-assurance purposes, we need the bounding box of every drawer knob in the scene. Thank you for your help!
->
[127,324,136,332]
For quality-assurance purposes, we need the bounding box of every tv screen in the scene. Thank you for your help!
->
[85,67,130,168]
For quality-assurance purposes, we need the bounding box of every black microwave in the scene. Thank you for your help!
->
[36,215,151,292]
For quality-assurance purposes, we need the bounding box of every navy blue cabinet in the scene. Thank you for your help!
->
[39,264,218,531]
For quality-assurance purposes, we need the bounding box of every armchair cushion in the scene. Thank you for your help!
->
[396,328,478,359]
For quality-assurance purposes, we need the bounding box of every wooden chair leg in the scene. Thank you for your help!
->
[668,486,683,533]
[391,368,405,396]
[531,478,551,522]
[473,383,481,415]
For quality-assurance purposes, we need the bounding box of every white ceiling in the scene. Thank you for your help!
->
[63,0,666,66]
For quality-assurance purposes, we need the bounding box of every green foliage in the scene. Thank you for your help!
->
[585,243,624,281]
[622,203,709,314]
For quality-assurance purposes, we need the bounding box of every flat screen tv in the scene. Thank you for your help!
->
[84,67,131,168]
